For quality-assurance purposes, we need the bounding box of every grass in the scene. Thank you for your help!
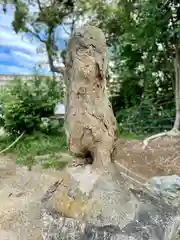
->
[42,160,68,170]
[0,130,68,170]
[117,125,145,140]
[119,132,145,140]
[0,127,145,171]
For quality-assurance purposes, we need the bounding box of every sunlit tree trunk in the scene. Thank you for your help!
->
[64,25,117,168]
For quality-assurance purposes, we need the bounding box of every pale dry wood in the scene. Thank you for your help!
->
[64,25,117,168]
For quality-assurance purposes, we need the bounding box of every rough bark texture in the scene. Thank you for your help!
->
[64,25,117,167]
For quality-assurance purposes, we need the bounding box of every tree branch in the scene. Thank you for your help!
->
[45,27,65,75]
[143,128,180,149]
[62,25,71,36]
[25,27,45,43]
[47,47,65,75]
[28,27,65,74]
[36,0,43,11]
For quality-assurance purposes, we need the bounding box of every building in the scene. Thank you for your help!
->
[0,74,55,85]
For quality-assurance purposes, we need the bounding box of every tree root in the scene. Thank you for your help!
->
[143,128,180,149]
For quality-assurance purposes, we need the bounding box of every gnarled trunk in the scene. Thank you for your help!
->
[64,25,117,168]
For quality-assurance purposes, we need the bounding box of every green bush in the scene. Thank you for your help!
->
[116,104,175,136]
[0,112,4,127]
[0,131,67,169]
[40,118,64,134]
[0,77,64,135]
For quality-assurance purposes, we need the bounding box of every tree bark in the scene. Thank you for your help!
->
[64,25,118,168]
[46,46,65,76]
[46,29,65,76]
[143,45,180,148]
[172,46,180,130]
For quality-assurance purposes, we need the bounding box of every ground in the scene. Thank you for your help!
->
[115,136,180,179]
[0,154,68,240]
[0,136,179,239]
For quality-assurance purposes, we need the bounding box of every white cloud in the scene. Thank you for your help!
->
[12,51,35,62]
[0,26,37,54]
[0,64,32,75]
[0,4,45,70]
[0,24,49,70]
[0,3,68,76]
[11,50,44,65]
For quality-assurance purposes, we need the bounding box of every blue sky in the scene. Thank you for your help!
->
[0,4,69,75]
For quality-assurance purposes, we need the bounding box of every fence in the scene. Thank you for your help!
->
[0,74,57,86]
[116,98,176,137]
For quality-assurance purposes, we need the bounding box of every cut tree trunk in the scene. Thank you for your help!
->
[64,25,117,168]
[143,45,180,148]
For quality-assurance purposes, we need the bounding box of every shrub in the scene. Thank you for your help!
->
[0,105,4,127]
[116,104,175,136]
[0,77,64,135]
[0,131,67,169]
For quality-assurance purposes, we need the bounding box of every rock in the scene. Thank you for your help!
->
[128,187,180,240]
[39,23,180,239]
[41,211,130,240]
[41,164,137,238]
[143,175,180,207]
[41,166,180,240]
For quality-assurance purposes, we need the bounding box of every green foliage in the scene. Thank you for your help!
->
[14,132,66,157]
[0,105,4,127]
[4,0,95,76]
[12,1,28,33]
[0,131,67,169]
[40,118,64,135]
[117,105,175,136]
[0,77,64,135]
[91,0,179,135]
[2,0,180,137]
[42,160,68,170]
[38,1,74,27]
[0,117,4,127]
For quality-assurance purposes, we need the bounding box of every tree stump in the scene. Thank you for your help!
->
[64,25,117,168]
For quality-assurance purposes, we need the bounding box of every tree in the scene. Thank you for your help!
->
[65,25,117,167]
[11,0,74,75]
[89,0,180,141]
[2,0,96,76]
[139,0,180,146]
[3,0,179,141]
